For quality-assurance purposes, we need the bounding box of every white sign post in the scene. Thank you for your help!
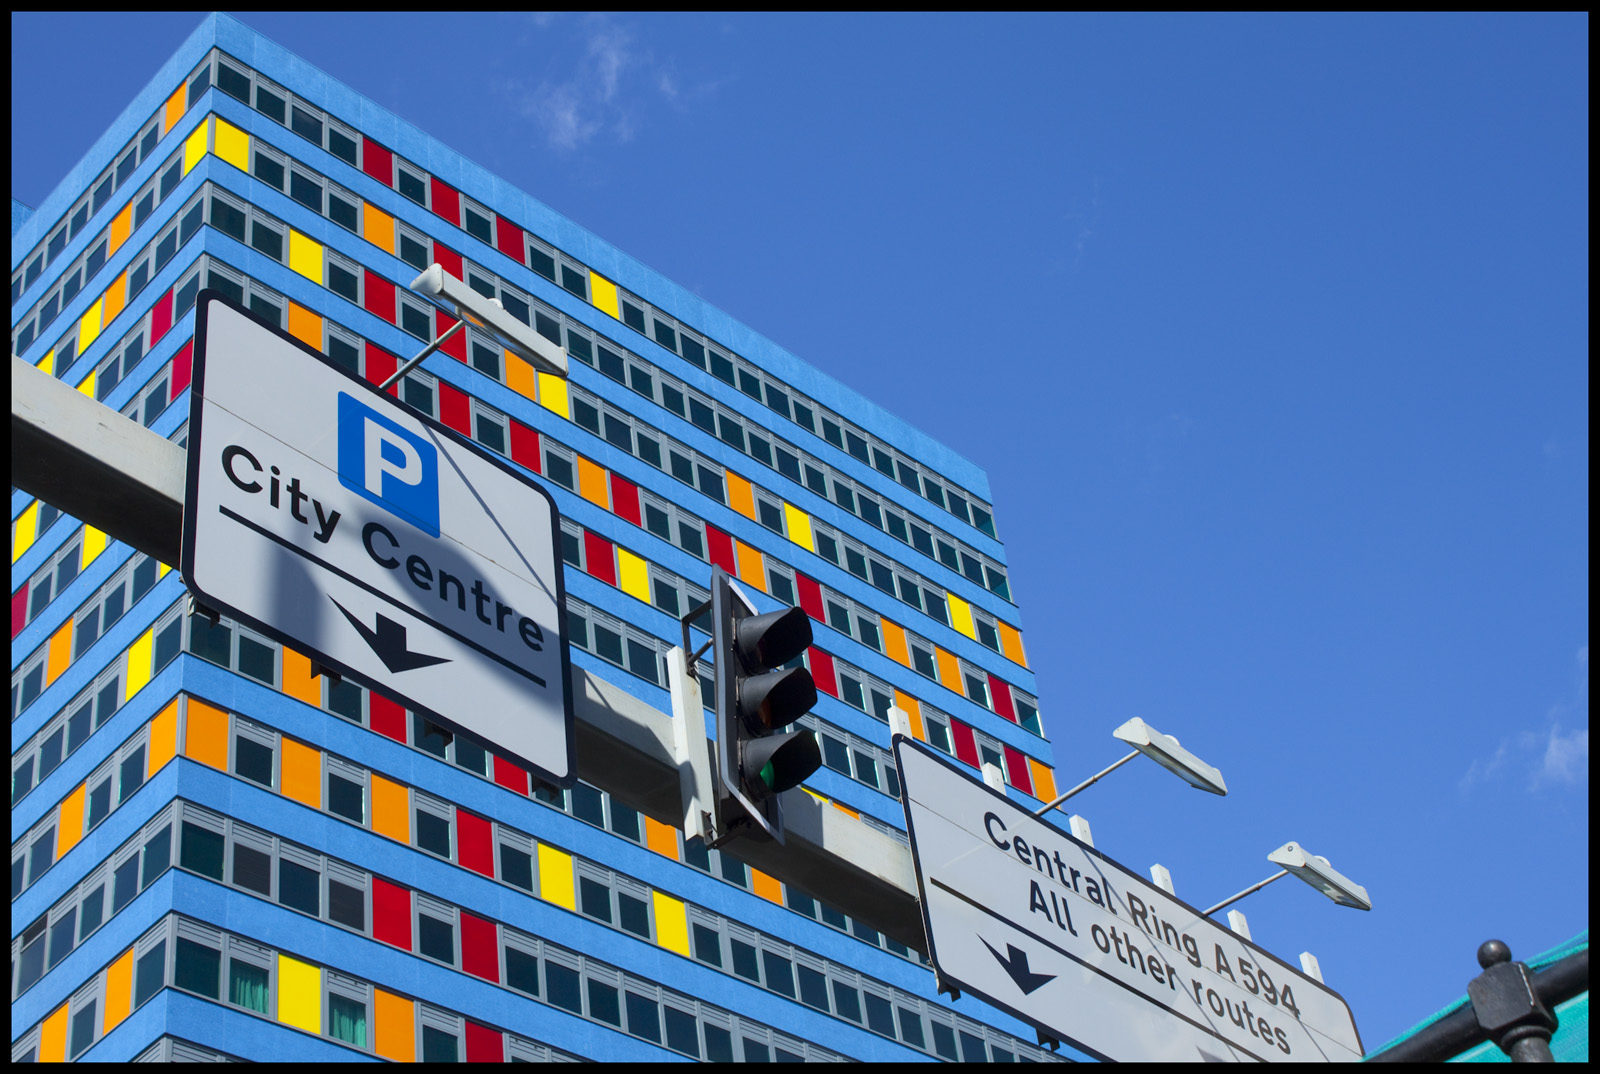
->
[894,736,1364,1062]
[182,293,574,784]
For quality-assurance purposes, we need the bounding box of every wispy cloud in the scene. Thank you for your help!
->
[1461,645,1589,793]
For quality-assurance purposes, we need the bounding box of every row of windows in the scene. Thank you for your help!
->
[186,48,1000,541]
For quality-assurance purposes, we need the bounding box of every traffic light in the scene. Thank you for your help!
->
[711,566,821,843]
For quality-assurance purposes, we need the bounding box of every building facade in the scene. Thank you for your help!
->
[12,13,1065,1062]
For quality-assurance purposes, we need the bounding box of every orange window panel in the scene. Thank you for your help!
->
[108,204,133,256]
[148,698,180,775]
[371,774,410,844]
[881,620,911,667]
[38,1004,69,1062]
[1000,622,1029,667]
[1028,757,1058,804]
[577,456,610,509]
[506,352,537,401]
[832,800,861,820]
[184,698,231,771]
[363,202,394,253]
[280,738,322,809]
[280,647,321,707]
[162,85,186,133]
[102,948,135,1034]
[893,690,925,740]
[373,989,416,1062]
[726,471,756,520]
[287,302,322,348]
[56,783,87,859]
[750,867,783,905]
[935,648,963,693]
[45,619,73,685]
[643,815,680,860]
[103,271,128,326]
[735,540,766,591]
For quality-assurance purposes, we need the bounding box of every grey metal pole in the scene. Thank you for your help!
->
[1032,749,1140,816]
[1202,869,1289,917]
[379,318,468,391]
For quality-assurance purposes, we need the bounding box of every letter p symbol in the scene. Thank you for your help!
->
[338,392,440,537]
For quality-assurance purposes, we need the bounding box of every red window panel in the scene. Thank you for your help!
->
[432,242,463,284]
[950,719,980,768]
[368,692,407,743]
[609,474,641,527]
[510,421,541,472]
[361,137,393,185]
[372,878,412,950]
[796,574,825,622]
[460,912,499,983]
[989,675,1016,722]
[439,381,472,435]
[435,310,468,362]
[494,216,524,263]
[364,342,399,396]
[584,531,616,586]
[493,754,529,795]
[465,1022,504,1063]
[170,340,193,396]
[1003,745,1034,795]
[363,270,395,323]
[705,526,736,575]
[148,290,173,344]
[12,586,28,639]
[430,178,462,226]
[456,808,494,878]
[808,647,838,697]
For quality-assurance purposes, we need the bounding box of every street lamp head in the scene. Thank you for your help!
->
[410,264,568,377]
[1268,841,1372,911]
[1112,717,1227,796]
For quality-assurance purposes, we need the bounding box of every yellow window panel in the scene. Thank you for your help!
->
[935,647,963,692]
[538,843,576,910]
[1028,757,1058,804]
[12,501,39,563]
[78,371,97,398]
[726,471,756,520]
[109,203,133,256]
[158,561,171,577]
[947,592,977,640]
[184,698,231,771]
[590,271,621,318]
[45,619,74,685]
[37,349,54,376]
[213,116,249,172]
[288,232,324,285]
[371,774,410,844]
[148,699,179,775]
[617,547,651,603]
[163,84,186,133]
[102,271,128,325]
[39,1003,69,1063]
[538,371,569,418]
[374,990,415,1062]
[881,620,911,667]
[280,738,322,809]
[280,647,321,707]
[1000,621,1029,667]
[124,627,155,698]
[276,954,322,1034]
[735,540,766,591]
[803,788,829,805]
[506,352,537,401]
[56,783,87,859]
[652,890,691,956]
[79,298,104,350]
[577,456,610,509]
[643,816,679,860]
[750,867,783,905]
[183,120,208,175]
[103,948,135,1034]
[783,503,814,551]
[363,201,394,253]
[287,301,322,347]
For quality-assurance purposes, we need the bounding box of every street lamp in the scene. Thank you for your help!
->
[381,264,569,393]
[1203,841,1372,917]
[1033,717,1227,818]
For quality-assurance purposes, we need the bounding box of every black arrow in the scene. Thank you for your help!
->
[331,598,451,673]
[981,937,1056,995]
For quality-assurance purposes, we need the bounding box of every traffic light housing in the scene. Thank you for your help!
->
[711,566,821,843]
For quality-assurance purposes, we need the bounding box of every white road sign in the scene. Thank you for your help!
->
[894,736,1364,1062]
[182,293,574,784]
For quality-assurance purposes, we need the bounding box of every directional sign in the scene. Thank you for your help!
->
[894,736,1364,1062]
[182,293,574,784]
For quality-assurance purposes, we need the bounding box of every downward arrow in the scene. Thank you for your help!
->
[332,599,451,673]
[982,937,1056,995]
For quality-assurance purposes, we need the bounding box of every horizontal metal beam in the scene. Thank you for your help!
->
[10,354,926,952]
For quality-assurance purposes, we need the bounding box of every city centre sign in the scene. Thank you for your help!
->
[894,736,1363,1062]
[182,293,574,784]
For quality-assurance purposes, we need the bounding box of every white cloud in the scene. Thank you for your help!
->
[1461,645,1589,794]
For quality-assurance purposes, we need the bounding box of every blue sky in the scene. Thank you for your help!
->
[12,12,1588,1053]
